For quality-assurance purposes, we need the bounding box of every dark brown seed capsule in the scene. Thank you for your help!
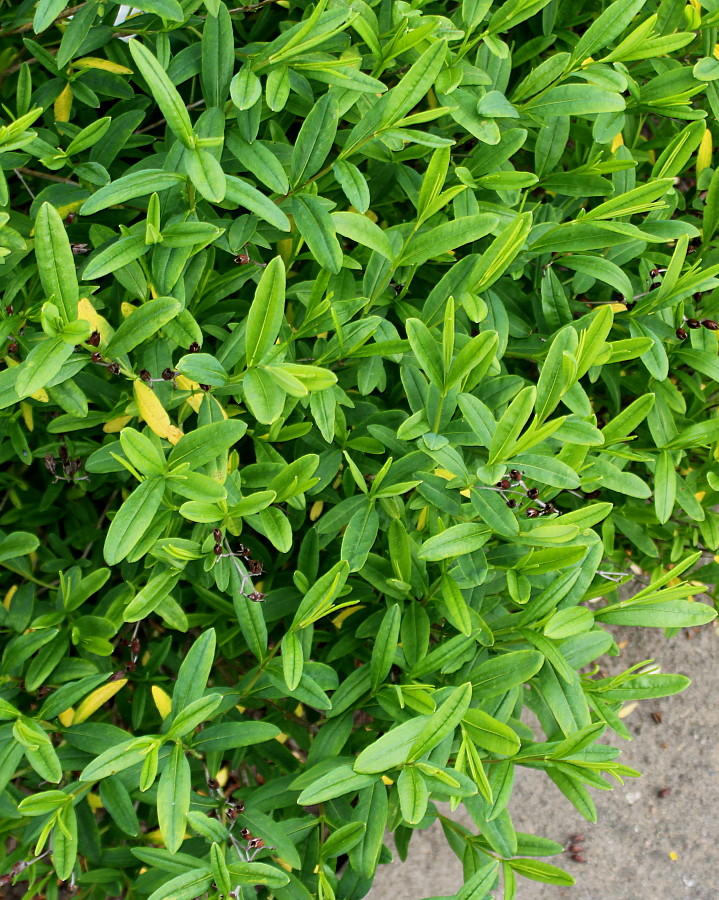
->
[110,670,126,681]
[91,352,103,363]
[240,828,252,840]
[213,543,223,556]
[658,787,671,798]
[108,362,120,375]
[702,319,719,330]
[71,243,89,254]
[207,778,220,790]
[5,304,13,315]
[526,508,540,518]
[248,591,266,602]
[125,660,136,672]
[649,268,660,278]
[234,253,251,265]
[44,454,56,475]
[506,499,517,509]
[200,384,211,392]
[572,854,587,863]
[213,528,222,541]
[651,711,663,724]
[686,318,701,329]
[509,469,521,481]
[248,838,264,850]
[161,368,175,380]
[526,487,539,499]
[189,342,201,353]
[675,328,688,340]
[543,502,555,514]
[7,341,17,353]
[570,834,585,843]
[498,479,511,490]
[568,844,584,854]
[625,300,636,311]
[87,331,101,347]
[139,369,152,382]
[226,806,239,820]
[131,638,140,655]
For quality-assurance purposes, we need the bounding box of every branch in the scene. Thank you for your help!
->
[0,4,87,36]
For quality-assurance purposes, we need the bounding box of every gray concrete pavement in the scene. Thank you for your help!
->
[369,617,719,900]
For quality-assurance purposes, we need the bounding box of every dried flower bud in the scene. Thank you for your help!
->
[110,670,126,681]
[5,304,13,315]
[87,331,101,347]
[108,362,120,375]
[240,828,252,840]
[526,487,539,499]
[526,508,540,518]
[234,254,251,265]
[91,352,103,363]
[7,341,17,353]
[649,268,660,278]
[213,528,222,541]
[509,469,521,481]
[497,479,511,490]
[571,854,587,863]
[207,778,220,790]
[213,543,223,556]
[139,369,152,382]
[624,300,636,311]
[686,318,701,329]
[161,368,176,381]
[675,328,688,340]
[71,243,89,255]
[248,837,264,850]
[189,342,201,353]
[44,454,56,475]
[199,384,211,392]
[702,319,719,330]
[506,499,516,509]
[226,806,239,820]
[570,834,585,843]
[248,591,266,602]
[234,800,245,813]
[125,660,136,672]
[131,638,140,655]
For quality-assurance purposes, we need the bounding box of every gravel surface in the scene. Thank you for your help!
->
[369,616,719,900]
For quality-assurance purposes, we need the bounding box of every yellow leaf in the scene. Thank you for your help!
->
[582,56,595,66]
[121,302,137,318]
[610,303,627,312]
[58,708,74,727]
[20,402,33,431]
[309,500,323,521]
[103,415,132,433]
[87,792,103,811]
[175,373,203,413]
[417,506,428,530]
[78,297,114,346]
[332,605,363,629]
[54,83,72,122]
[715,43,719,60]
[276,732,289,744]
[697,129,713,178]
[695,490,706,502]
[3,585,17,610]
[73,678,127,724]
[73,57,133,75]
[151,685,172,720]
[133,380,184,445]
[216,766,230,787]
[433,467,470,497]
[381,775,394,785]
[611,132,624,152]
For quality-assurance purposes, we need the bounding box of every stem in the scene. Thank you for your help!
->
[0,4,86,36]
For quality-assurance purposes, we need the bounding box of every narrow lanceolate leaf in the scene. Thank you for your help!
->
[80,171,185,215]
[129,40,194,148]
[369,604,401,693]
[488,386,536,464]
[654,451,676,525]
[282,631,304,691]
[106,298,181,356]
[246,256,286,366]
[104,477,165,565]
[407,683,472,762]
[224,175,291,231]
[35,203,79,323]
[397,767,429,825]
[158,743,191,854]
[291,93,338,186]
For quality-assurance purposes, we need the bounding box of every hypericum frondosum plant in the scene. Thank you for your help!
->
[0,1,718,898]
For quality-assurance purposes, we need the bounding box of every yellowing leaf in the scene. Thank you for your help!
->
[121,302,137,318]
[611,133,624,151]
[74,57,133,75]
[332,605,363,629]
[697,129,713,178]
[78,297,114,346]
[54,83,72,122]
[87,792,103,810]
[3,585,17,610]
[73,679,127,724]
[133,380,184,445]
[433,467,470,497]
[381,775,394,785]
[151,685,172,720]
[216,766,230,787]
[20,402,34,431]
[310,500,323,521]
[4,357,49,402]
[58,707,74,727]
[175,373,203,413]
[103,415,132,433]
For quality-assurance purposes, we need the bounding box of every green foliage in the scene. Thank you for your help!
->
[0,0,718,898]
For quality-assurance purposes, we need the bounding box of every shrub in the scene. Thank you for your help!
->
[0,0,718,898]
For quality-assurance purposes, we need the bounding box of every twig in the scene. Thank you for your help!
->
[135,99,206,134]
[13,169,35,199]
[15,167,78,186]
[0,4,86,36]
[80,489,118,559]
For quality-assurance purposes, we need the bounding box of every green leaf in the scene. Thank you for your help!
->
[463,708,520,756]
[129,40,194,148]
[488,386,536,464]
[570,0,648,62]
[332,212,393,261]
[297,765,378,804]
[291,93,338,187]
[133,0,184,20]
[80,170,185,215]
[146,869,213,900]
[399,215,497,267]
[408,683,472,762]
[282,631,304,692]
[16,337,74,398]
[508,858,574,886]
[183,148,226,203]
[397,767,429,825]
[418,523,491,561]
[35,202,79,323]
[157,743,191,854]
[654,451,676,525]
[167,421,247,470]
[224,176,291,231]
[171,629,216,720]
[83,235,149,280]
[354,717,427,774]
[291,194,343,273]
[524,85,625,117]
[292,560,351,629]
[370,604,401,692]
[104,477,165,565]
[107,298,181,356]
[246,256,286,366]
[0,531,40,563]
[406,318,444,387]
